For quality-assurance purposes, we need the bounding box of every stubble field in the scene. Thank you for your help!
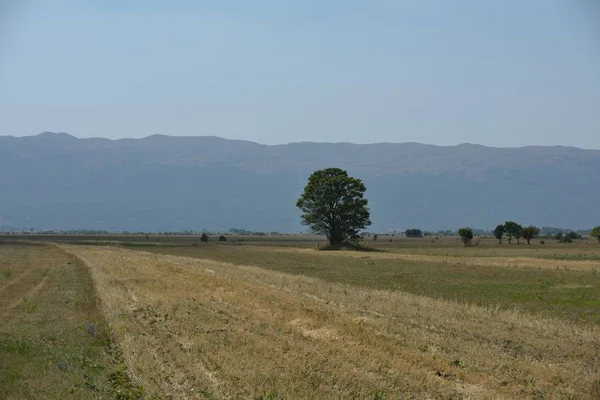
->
[1,236,600,399]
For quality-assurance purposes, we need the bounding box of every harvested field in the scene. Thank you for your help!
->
[0,244,134,399]
[59,245,600,399]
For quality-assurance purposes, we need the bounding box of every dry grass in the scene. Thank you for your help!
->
[61,244,600,399]
[145,244,600,325]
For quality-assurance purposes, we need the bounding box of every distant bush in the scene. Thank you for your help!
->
[555,233,563,241]
[405,229,423,238]
[567,231,581,240]
[540,240,545,245]
[458,227,474,247]
[561,236,573,243]
[219,235,227,242]
[200,233,209,243]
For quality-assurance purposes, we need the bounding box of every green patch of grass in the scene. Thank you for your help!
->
[0,245,142,399]
[120,241,188,248]
[2,269,11,278]
[108,364,145,399]
[535,253,600,261]
[19,297,38,313]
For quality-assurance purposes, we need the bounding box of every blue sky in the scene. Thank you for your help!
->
[0,0,599,148]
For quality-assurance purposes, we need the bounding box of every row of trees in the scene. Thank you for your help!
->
[492,223,600,245]
[296,167,600,247]
[492,222,539,245]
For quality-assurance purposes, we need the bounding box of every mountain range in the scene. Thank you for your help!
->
[1,132,599,232]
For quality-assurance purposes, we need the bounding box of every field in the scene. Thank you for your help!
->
[2,235,600,399]
[0,243,141,399]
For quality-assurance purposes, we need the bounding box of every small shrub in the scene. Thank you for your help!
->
[561,236,573,243]
[200,233,209,243]
[2,269,11,279]
[20,297,38,313]
[109,364,145,400]
[540,240,545,245]
[219,235,227,242]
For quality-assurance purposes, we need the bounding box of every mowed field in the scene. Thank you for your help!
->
[2,236,600,399]
[0,243,142,399]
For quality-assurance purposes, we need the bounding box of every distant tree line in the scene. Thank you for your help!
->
[405,229,423,238]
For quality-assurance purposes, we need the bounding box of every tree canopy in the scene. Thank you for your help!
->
[504,221,523,244]
[458,227,473,247]
[405,229,423,238]
[590,226,600,243]
[493,224,505,244]
[520,226,540,245]
[296,168,371,246]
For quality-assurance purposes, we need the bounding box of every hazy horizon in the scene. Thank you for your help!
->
[4,131,600,151]
[1,1,599,149]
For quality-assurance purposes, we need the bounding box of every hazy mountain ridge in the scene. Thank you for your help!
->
[1,132,599,231]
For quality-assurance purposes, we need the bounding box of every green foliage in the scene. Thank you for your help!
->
[405,229,423,238]
[109,365,145,400]
[296,168,371,246]
[458,227,474,246]
[521,226,540,245]
[372,390,386,400]
[255,392,279,400]
[493,224,505,244]
[567,231,581,240]
[200,233,209,243]
[504,221,523,244]
[561,235,573,243]
[591,226,600,243]
[219,235,227,242]
[19,297,38,313]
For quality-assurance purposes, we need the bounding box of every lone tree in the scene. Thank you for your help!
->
[493,224,505,244]
[296,168,371,246]
[520,226,539,245]
[200,233,209,242]
[504,221,522,244]
[458,227,474,247]
[590,226,600,243]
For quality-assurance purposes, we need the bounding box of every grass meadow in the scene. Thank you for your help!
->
[1,235,600,398]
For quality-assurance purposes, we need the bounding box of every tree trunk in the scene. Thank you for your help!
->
[498,238,502,244]
[508,237,512,244]
[526,238,531,245]
[328,230,344,246]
